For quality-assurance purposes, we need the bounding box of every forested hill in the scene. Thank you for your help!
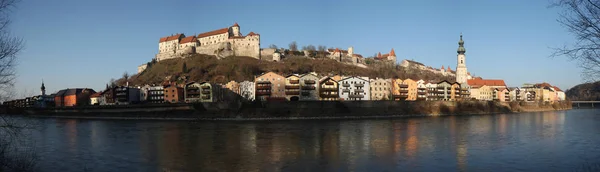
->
[566,81,600,101]
[120,54,456,86]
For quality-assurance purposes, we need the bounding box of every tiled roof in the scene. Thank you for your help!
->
[232,22,239,27]
[179,36,197,44]
[159,34,184,43]
[390,49,396,56]
[353,54,363,58]
[553,86,563,92]
[534,82,553,88]
[467,78,506,87]
[197,28,229,38]
[247,32,259,36]
[90,92,102,98]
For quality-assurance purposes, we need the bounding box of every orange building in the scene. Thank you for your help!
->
[54,88,96,107]
[392,79,417,101]
[164,85,184,103]
[451,82,461,101]
[255,72,286,100]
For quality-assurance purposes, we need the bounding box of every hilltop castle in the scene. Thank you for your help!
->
[154,23,260,62]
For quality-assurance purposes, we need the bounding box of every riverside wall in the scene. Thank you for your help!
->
[16,100,572,120]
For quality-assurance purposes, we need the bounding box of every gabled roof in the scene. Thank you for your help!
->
[232,22,239,27]
[319,76,335,83]
[159,34,184,43]
[257,71,284,78]
[179,36,197,44]
[55,89,67,97]
[338,76,369,82]
[286,74,300,78]
[553,86,563,92]
[90,92,102,98]
[247,32,259,36]
[197,28,229,38]
[390,49,396,56]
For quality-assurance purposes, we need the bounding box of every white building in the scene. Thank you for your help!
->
[154,23,261,62]
[239,81,255,101]
[425,82,438,101]
[416,79,428,100]
[140,85,165,103]
[338,76,370,101]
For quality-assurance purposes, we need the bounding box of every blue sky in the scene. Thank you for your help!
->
[10,0,580,97]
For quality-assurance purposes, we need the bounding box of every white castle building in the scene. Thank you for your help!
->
[154,23,261,62]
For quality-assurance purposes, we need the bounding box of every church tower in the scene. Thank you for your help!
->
[41,80,46,96]
[456,34,468,84]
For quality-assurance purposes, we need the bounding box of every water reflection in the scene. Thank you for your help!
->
[22,110,600,172]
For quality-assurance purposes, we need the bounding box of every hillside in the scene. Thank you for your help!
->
[565,81,600,101]
[121,54,455,86]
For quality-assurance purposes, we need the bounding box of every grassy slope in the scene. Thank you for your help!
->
[124,54,455,86]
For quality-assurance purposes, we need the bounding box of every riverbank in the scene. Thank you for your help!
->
[13,100,572,121]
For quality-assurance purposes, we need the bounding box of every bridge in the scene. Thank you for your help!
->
[572,101,600,109]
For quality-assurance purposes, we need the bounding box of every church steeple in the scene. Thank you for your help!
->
[41,80,46,95]
[457,33,466,54]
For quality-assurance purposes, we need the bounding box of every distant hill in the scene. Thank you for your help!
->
[566,81,600,101]
[119,54,455,86]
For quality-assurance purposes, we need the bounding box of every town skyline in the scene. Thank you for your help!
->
[10,0,580,97]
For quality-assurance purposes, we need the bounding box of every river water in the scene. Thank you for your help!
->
[8,109,600,172]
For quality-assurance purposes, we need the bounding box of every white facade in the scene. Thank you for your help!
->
[239,81,255,101]
[557,91,566,101]
[456,34,468,84]
[338,76,370,101]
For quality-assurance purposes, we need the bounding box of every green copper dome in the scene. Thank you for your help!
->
[457,34,466,54]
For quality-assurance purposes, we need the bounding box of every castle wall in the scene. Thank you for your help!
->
[196,42,228,56]
[230,35,260,59]
[198,33,229,46]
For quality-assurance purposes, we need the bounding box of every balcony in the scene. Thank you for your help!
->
[400,90,408,93]
[355,83,364,87]
[461,92,470,95]
[304,80,315,84]
[417,97,426,100]
[399,84,408,88]
[342,83,350,87]
[256,81,271,84]
[202,90,210,94]
[285,91,300,95]
[325,81,335,85]
[285,85,300,89]
[320,87,337,91]
[202,95,211,99]
[256,91,271,96]
[256,86,271,90]
[393,94,408,98]
[302,86,316,90]
[320,93,338,98]
[289,80,299,84]
[201,86,210,89]
[355,89,364,93]
[349,94,364,98]
[418,91,427,95]
[301,92,310,96]
[342,89,350,92]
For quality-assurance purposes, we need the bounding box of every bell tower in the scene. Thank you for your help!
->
[41,80,46,96]
[456,34,468,84]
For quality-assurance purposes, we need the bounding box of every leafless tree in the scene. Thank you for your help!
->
[552,0,600,82]
[288,41,298,51]
[268,44,277,49]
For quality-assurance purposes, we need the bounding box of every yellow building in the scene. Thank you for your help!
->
[255,72,286,100]
[392,79,417,101]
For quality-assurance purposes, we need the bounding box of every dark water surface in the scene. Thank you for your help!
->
[14,109,600,172]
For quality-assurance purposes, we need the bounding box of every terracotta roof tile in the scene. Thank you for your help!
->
[90,92,102,98]
[390,48,396,56]
[247,32,259,36]
[179,36,197,44]
[553,86,563,92]
[197,28,229,38]
[232,22,239,27]
[467,78,506,87]
[159,34,184,43]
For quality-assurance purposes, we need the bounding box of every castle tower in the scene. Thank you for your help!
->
[41,80,46,96]
[456,34,468,84]
[389,48,396,61]
[231,22,241,37]
[348,47,354,56]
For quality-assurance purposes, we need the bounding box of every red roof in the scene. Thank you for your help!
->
[247,32,259,36]
[390,48,396,56]
[335,48,341,53]
[467,78,506,87]
[534,82,553,88]
[197,28,229,38]
[179,36,197,44]
[159,34,183,43]
[90,92,102,98]
[553,86,562,92]
[232,22,239,27]
[353,54,363,58]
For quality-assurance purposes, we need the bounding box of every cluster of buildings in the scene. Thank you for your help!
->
[4,34,567,109]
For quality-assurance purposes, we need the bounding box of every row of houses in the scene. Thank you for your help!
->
[231,72,567,103]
